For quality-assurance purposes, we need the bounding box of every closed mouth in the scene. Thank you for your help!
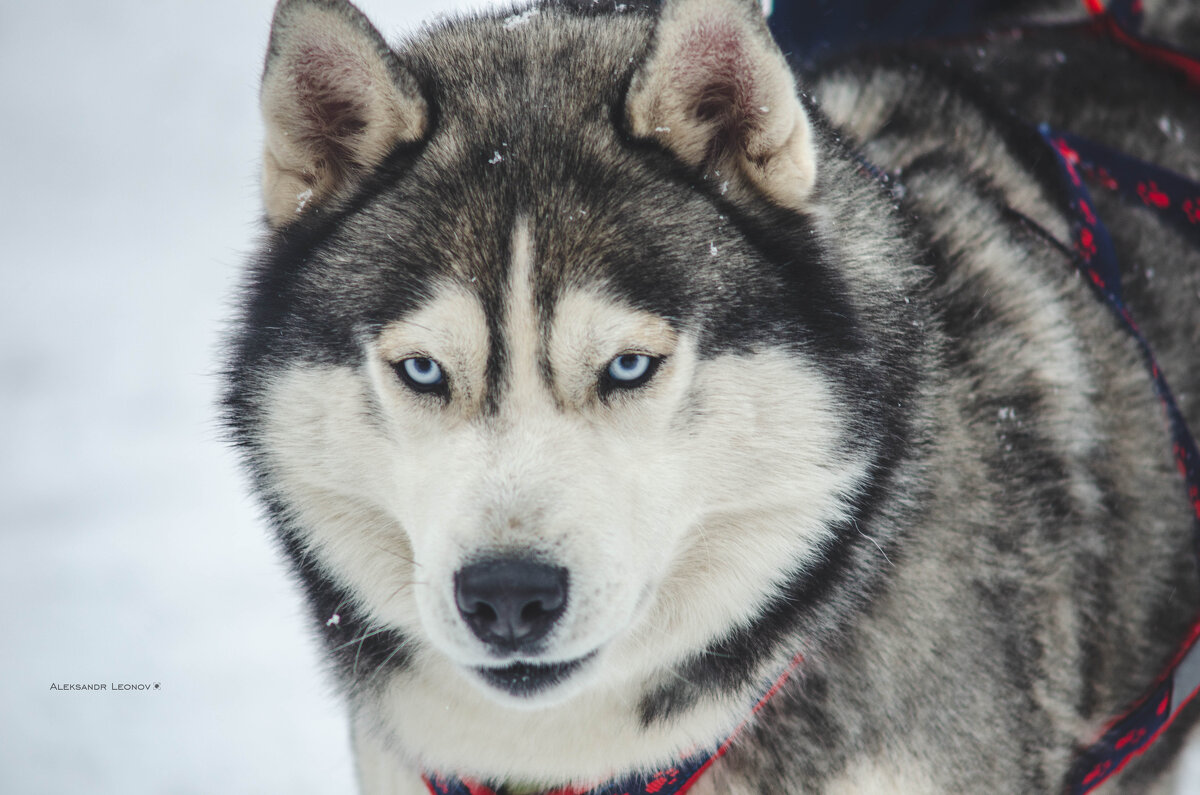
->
[476,654,594,697]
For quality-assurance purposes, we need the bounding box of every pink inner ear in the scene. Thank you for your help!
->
[674,22,760,121]
[290,43,374,166]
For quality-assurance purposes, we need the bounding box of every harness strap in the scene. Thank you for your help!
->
[1035,8,1200,789]
[1082,0,1200,88]
[1042,120,1200,794]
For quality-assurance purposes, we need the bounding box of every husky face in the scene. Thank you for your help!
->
[255,170,865,706]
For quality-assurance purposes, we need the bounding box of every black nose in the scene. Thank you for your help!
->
[454,558,568,652]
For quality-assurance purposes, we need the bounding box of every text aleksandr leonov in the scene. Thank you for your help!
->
[49,683,158,691]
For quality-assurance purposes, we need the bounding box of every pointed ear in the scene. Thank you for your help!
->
[626,0,816,210]
[259,0,428,226]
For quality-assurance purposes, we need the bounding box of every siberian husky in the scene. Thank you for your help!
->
[224,0,1200,791]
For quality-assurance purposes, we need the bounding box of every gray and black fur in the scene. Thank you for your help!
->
[224,0,1200,791]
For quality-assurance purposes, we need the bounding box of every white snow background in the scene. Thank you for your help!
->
[1,1,1197,793]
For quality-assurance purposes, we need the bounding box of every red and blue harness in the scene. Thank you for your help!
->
[1041,1,1200,792]
[1042,119,1200,795]
[1042,4,1200,791]
[426,3,1200,793]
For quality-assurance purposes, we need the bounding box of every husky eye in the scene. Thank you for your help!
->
[395,357,446,395]
[603,353,659,391]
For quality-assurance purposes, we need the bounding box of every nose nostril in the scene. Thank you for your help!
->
[472,602,498,624]
[520,600,545,623]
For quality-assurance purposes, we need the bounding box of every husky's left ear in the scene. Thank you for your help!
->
[626,0,816,210]
[259,0,429,226]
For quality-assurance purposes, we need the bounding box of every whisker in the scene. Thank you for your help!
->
[853,519,893,568]
[367,637,416,684]
[382,578,422,603]
[372,541,420,568]
[332,625,391,652]
[662,663,697,688]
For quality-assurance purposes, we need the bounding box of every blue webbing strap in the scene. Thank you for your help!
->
[950,0,1200,786]
[808,0,1200,787]
[1042,122,1200,794]
[1037,4,1200,779]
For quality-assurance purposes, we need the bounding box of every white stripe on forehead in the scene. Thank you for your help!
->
[501,217,548,408]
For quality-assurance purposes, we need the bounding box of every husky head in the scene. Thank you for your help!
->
[227,0,925,777]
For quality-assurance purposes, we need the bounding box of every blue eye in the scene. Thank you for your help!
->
[397,357,446,394]
[608,354,651,381]
[604,353,659,390]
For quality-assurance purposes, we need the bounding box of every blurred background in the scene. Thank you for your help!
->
[1,1,1197,792]
[0,1,484,791]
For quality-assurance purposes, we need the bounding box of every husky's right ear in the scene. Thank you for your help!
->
[626,0,816,211]
[259,0,428,227]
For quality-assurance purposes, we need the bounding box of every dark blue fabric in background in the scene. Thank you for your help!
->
[767,0,1025,65]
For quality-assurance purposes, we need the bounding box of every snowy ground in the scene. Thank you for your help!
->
[1,1,1197,793]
